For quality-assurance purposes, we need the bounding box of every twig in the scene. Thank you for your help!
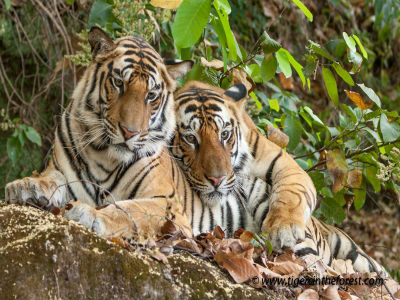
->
[356,250,395,300]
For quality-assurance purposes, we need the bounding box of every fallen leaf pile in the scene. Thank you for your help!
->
[109,221,400,300]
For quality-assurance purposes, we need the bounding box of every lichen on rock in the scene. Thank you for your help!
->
[0,202,274,300]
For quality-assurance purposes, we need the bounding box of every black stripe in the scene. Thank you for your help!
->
[251,133,259,158]
[265,150,283,185]
[128,163,160,198]
[295,247,318,257]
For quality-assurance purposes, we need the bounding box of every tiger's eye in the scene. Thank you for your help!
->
[147,91,159,101]
[185,134,196,144]
[221,130,230,140]
[113,77,124,87]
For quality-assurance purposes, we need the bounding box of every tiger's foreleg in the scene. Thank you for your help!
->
[63,198,192,239]
[248,130,317,250]
[5,159,68,208]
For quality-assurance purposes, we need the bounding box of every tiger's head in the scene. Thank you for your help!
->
[73,27,192,163]
[172,81,250,206]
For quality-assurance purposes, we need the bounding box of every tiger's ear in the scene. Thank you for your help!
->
[160,60,193,91]
[165,60,194,80]
[224,83,247,102]
[88,27,116,59]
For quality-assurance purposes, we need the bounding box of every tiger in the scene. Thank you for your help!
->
[171,81,317,250]
[4,27,197,237]
[170,80,389,276]
[4,28,311,250]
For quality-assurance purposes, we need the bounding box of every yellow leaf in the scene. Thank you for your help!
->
[150,0,183,9]
[347,169,362,188]
[344,90,373,110]
[326,149,348,193]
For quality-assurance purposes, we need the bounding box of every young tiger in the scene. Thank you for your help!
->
[172,81,317,250]
[5,27,196,237]
[171,81,388,276]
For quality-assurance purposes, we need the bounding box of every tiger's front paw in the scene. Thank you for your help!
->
[262,214,306,252]
[63,200,136,239]
[5,174,66,208]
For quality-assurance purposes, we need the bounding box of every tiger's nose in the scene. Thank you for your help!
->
[120,124,140,140]
[207,175,226,187]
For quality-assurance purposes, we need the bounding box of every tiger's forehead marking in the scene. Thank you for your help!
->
[176,88,234,132]
[108,36,162,89]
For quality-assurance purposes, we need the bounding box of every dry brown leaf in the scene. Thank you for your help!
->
[318,149,327,170]
[347,169,363,188]
[150,0,183,9]
[345,90,373,110]
[161,219,177,235]
[233,228,245,239]
[331,259,355,274]
[175,238,202,253]
[266,125,290,148]
[266,260,304,276]
[200,57,224,70]
[279,72,294,90]
[275,249,306,268]
[214,225,225,239]
[239,230,255,243]
[150,250,169,263]
[326,149,348,193]
[382,278,400,297]
[232,68,254,92]
[298,289,319,300]
[338,289,352,300]
[320,285,341,300]
[214,250,259,283]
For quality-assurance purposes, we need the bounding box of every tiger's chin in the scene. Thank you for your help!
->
[200,190,228,207]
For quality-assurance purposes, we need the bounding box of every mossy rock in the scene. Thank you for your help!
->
[0,202,279,300]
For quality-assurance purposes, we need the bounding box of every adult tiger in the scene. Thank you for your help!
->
[171,81,388,276]
[172,81,317,250]
[5,27,195,237]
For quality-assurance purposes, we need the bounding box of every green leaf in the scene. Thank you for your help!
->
[340,104,357,124]
[365,166,381,193]
[65,0,75,4]
[304,106,325,127]
[260,32,281,55]
[7,136,22,165]
[4,0,10,10]
[213,0,240,60]
[24,126,42,146]
[380,113,400,142]
[280,49,305,87]
[214,0,231,14]
[269,99,279,112]
[332,62,354,86]
[247,64,262,83]
[354,177,366,211]
[172,0,211,48]
[284,114,303,151]
[88,0,114,28]
[352,34,368,59]
[308,40,335,61]
[275,49,292,78]
[249,91,262,110]
[320,197,346,224]
[357,83,381,108]
[260,56,277,82]
[348,50,363,73]
[291,0,313,21]
[322,67,339,106]
[342,32,356,52]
